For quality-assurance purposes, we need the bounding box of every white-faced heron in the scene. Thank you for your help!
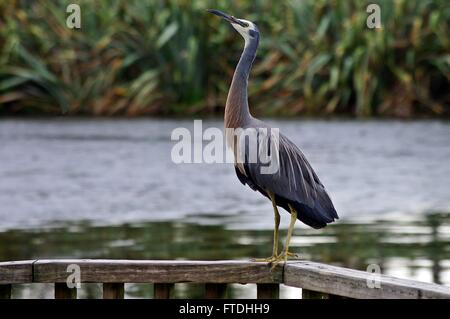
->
[208,9,338,264]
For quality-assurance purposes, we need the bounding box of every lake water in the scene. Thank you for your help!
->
[0,118,449,298]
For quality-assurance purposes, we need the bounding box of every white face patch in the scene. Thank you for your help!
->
[231,19,257,44]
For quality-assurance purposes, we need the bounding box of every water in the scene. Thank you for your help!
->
[0,118,450,298]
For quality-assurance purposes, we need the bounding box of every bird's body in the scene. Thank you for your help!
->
[234,132,338,229]
[208,10,338,262]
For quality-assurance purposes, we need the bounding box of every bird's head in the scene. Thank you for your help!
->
[207,9,259,45]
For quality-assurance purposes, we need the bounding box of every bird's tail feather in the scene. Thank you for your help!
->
[276,190,338,229]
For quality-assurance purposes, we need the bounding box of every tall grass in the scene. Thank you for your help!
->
[0,0,449,117]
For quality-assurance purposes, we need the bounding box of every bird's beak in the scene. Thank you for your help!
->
[207,9,247,27]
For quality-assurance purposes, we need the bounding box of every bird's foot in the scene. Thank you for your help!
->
[269,251,300,271]
[275,250,300,261]
[285,251,300,259]
[251,255,279,263]
[252,251,300,271]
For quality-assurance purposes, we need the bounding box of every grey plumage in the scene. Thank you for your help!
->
[235,129,338,229]
[208,10,338,231]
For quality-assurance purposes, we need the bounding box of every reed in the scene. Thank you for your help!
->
[0,0,448,117]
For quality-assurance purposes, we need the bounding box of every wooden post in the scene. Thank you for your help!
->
[0,284,12,299]
[257,283,279,299]
[103,283,125,299]
[154,283,174,299]
[302,289,329,299]
[205,283,227,299]
[55,283,77,299]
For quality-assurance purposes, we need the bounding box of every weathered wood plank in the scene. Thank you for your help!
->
[55,283,77,299]
[0,260,34,284]
[103,283,124,299]
[257,283,279,299]
[3,259,449,299]
[205,283,227,299]
[33,260,283,284]
[285,261,450,299]
[0,284,12,299]
[154,283,174,299]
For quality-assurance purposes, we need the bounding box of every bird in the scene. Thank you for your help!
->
[207,9,338,264]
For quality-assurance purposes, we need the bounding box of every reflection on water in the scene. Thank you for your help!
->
[1,119,450,298]
[2,212,450,298]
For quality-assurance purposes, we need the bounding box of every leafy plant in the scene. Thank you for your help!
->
[0,0,448,117]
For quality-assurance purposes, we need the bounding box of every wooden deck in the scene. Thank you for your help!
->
[1,259,450,299]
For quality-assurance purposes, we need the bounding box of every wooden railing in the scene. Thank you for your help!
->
[1,259,450,299]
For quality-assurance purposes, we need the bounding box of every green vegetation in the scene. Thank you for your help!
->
[0,0,449,117]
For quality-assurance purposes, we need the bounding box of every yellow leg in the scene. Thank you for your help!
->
[270,192,280,257]
[253,192,280,262]
[281,204,298,261]
[269,204,299,270]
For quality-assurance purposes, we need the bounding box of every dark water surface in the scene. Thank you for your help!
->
[0,118,449,298]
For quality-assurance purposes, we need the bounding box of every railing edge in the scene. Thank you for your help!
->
[2,259,450,299]
[0,260,35,284]
[284,261,450,299]
[32,259,283,284]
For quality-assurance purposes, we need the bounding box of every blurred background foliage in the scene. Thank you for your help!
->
[0,0,449,117]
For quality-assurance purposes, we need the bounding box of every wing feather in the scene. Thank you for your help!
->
[235,128,338,229]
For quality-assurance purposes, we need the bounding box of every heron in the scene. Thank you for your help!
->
[207,9,338,264]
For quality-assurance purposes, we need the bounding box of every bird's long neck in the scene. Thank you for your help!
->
[225,38,258,128]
